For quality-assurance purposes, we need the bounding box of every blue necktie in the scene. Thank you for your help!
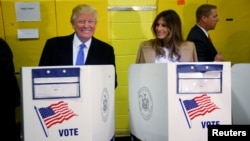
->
[76,44,86,65]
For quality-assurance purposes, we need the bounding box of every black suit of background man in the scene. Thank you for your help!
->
[0,38,21,141]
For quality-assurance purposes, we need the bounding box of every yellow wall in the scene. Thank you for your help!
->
[1,0,250,137]
[0,1,4,38]
[108,0,156,136]
[1,0,57,71]
[209,0,250,64]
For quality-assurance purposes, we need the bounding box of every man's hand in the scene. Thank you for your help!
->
[214,52,224,61]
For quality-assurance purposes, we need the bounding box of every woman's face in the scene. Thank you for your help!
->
[155,17,169,39]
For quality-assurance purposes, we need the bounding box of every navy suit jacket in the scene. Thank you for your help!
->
[186,25,217,62]
[39,33,117,88]
[0,38,20,140]
[0,38,20,107]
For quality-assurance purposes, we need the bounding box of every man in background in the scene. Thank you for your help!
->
[186,4,223,62]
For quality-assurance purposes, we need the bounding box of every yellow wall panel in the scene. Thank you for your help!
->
[116,71,128,86]
[115,86,129,100]
[209,0,250,64]
[110,11,155,23]
[116,58,135,88]
[1,0,57,72]
[113,40,141,56]
[0,0,5,38]
[110,11,154,40]
[108,0,155,6]
[115,100,129,115]
[108,1,157,136]
[115,115,130,136]
[116,55,136,71]
[112,23,151,39]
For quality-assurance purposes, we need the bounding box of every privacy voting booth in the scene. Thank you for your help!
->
[21,65,115,141]
[129,62,231,141]
[231,63,250,124]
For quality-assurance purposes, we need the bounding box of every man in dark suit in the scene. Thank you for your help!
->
[0,38,21,141]
[39,4,117,88]
[186,4,223,62]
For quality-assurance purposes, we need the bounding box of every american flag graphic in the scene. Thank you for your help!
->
[183,94,219,120]
[38,101,77,128]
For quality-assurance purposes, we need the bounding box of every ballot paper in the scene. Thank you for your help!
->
[32,68,81,99]
[177,64,223,94]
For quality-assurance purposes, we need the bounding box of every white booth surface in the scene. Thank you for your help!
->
[21,65,115,141]
[129,62,231,141]
[231,63,250,124]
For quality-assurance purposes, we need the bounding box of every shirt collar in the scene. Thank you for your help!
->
[196,24,209,38]
[73,33,92,49]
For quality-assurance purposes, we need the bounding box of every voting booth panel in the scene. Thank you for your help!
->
[231,63,250,124]
[129,64,169,140]
[129,62,231,141]
[21,65,115,141]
